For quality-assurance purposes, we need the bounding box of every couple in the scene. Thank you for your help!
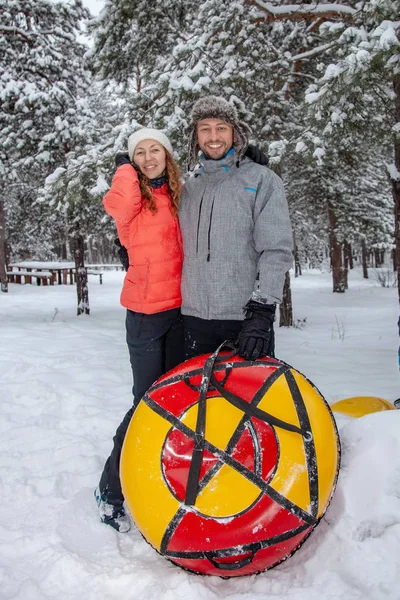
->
[95,95,294,532]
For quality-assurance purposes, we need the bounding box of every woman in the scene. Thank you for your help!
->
[95,128,184,532]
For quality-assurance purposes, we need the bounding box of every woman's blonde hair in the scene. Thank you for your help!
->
[136,151,181,215]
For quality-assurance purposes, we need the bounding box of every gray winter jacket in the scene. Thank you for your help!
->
[179,149,293,321]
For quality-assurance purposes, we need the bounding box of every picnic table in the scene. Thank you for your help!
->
[7,269,53,285]
[7,262,105,285]
[8,261,75,285]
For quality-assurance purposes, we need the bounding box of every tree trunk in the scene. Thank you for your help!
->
[342,241,349,289]
[294,240,302,277]
[73,234,90,316]
[87,237,94,264]
[279,271,293,327]
[66,237,71,260]
[61,241,68,260]
[328,201,346,293]
[344,240,353,269]
[374,248,384,267]
[361,237,369,279]
[392,74,400,305]
[0,199,8,293]
[271,162,294,324]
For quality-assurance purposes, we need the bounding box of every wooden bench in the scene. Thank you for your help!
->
[87,270,103,284]
[7,270,53,286]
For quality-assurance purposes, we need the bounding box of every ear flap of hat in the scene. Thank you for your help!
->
[233,120,252,163]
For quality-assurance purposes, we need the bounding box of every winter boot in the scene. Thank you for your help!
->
[94,488,131,533]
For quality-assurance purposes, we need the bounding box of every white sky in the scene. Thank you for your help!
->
[82,0,104,16]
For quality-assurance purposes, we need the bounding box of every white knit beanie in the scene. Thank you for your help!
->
[127,128,173,161]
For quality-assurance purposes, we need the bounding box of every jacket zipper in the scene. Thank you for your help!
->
[207,197,215,262]
[196,192,204,254]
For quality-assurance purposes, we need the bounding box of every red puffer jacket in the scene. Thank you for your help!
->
[103,165,182,314]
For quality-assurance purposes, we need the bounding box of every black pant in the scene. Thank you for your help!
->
[126,308,184,405]
[99,307,183,504]
[183,315,243,359]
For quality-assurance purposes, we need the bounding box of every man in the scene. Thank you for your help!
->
[179,95,293,361]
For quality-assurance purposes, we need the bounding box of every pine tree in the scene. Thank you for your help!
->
[300,0,399,298]
[0,0,93,309]
[0,0,90,170]
[38,84,127,314]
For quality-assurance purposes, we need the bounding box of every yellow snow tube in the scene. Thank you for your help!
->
[331,396,396,418]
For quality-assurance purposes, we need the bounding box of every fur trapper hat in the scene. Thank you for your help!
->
[187,95,252,170]
[128,128,173,161]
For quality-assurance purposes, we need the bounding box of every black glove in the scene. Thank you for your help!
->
[114,238,129,271]
[237,301,276,361]
[115,153,132,168]
[244,144,268,166]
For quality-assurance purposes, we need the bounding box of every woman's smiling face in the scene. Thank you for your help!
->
[133,140,167,178]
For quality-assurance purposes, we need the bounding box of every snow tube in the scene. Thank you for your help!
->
[120,345,340,577]
[331,396,396,418]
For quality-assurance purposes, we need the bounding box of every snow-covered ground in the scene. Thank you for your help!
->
[0,268,399,600]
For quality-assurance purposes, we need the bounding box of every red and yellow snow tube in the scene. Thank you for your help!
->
[121,348,340,577]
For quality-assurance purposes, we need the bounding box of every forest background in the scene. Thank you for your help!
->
[0,0,399,322]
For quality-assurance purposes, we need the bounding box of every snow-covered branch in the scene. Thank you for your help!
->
[0,25,32,43]
[290,42,338,61]
[250,1,356,21]
[0,25,77,44]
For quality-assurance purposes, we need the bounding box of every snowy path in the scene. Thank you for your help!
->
[0,270,399,599]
